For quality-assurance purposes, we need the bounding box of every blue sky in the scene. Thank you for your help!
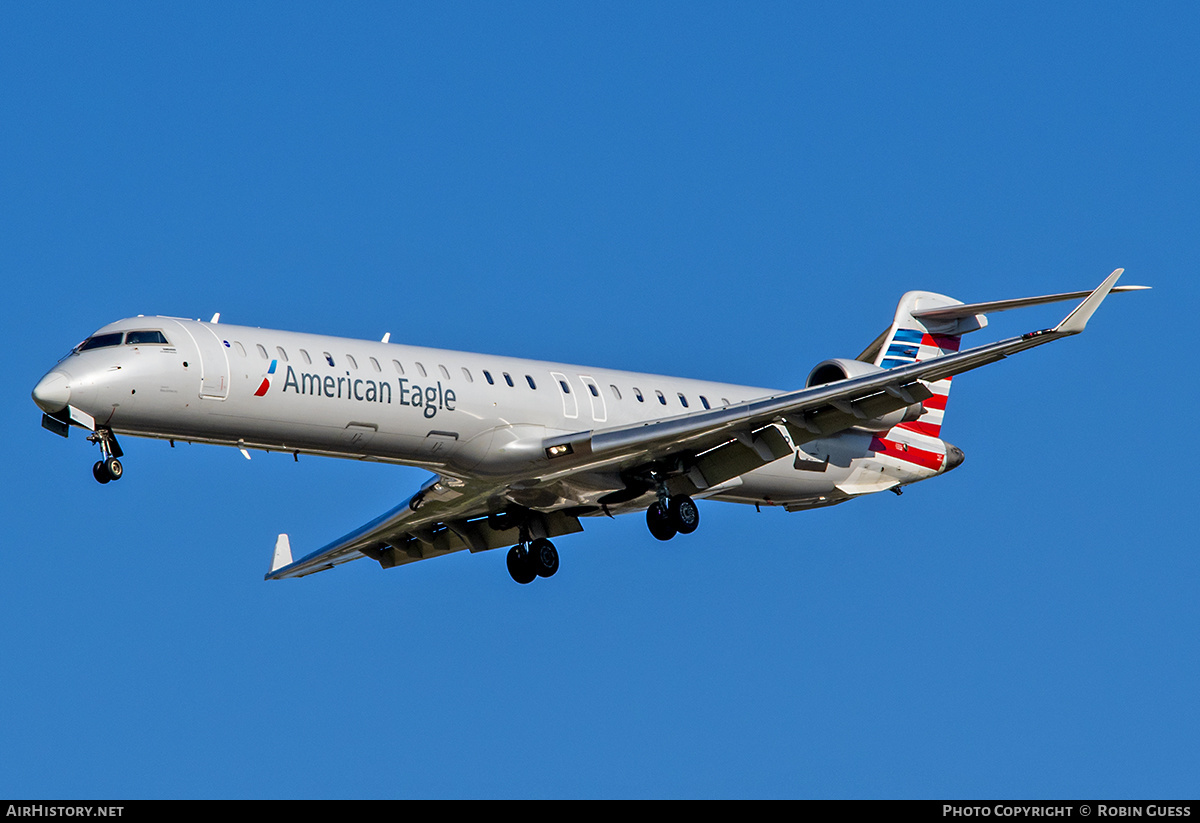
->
[3,3,1197,798]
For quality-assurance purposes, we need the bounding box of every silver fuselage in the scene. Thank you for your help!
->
[33,316,952,512]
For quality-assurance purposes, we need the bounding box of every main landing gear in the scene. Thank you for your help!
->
[507,538,559,585]
[645,493,700,541]
[501,512,561,585]
[87,428,124,484]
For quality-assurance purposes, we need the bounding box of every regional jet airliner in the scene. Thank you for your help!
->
[31,270,1143,583]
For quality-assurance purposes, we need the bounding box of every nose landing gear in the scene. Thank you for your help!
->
[87,428,124,484]
[92,457,122,484]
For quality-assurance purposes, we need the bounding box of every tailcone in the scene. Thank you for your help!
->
[943,442,965,472]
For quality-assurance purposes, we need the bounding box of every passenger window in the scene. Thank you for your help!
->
[300,349,312,365]
[610,385,622,400]
[370,357,381,372]
[461,367,474,383]
[588,384,599,397]
[257,344,269,359]
[276,347,289,362]
[700,395,711,410]
[678,393,689,408]
[392,360,405,375]
[415,362,427,377]
[526,375,537,390]
[346,355,358,369]
[503,373,514,387]
[484,370,494,385]
[721,397,731,405]
[439,364,451,380]
[234,342,247,357]
[324,352,335,367]
[633,387,644,402]
[558,380,570,394]
[656,390,666,405]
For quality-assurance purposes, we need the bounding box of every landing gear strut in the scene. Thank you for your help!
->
[87,428,124,484]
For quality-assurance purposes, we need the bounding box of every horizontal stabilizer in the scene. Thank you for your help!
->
[911,277,1146,322]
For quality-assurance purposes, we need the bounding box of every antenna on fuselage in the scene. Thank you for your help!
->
[381,332,391,343]
[210,313,220,324]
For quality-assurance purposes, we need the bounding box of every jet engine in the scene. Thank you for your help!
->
[805,358,926,432]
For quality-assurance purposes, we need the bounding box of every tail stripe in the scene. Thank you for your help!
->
[925,333,961,351]
[876,326,959,438]
[895,420,942,437]
[868,435,945,471]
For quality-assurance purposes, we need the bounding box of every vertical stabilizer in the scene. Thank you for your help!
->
[871,291,987,437]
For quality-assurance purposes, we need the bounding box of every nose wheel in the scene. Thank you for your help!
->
[87,428,125,484]
[92,457,123,484]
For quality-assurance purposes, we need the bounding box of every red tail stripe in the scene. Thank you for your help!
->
[922,334,961,351]
[922,394,948,411]
[869,436,945,470]
[896,420,942,437]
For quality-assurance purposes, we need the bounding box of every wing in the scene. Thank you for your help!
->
[265,473,584,579]
[267,269,1126,580]
[536,269,1127,495]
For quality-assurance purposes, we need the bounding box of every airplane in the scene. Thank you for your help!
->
[31,269,1144,584]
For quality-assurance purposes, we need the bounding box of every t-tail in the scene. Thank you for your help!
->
[855,271,1144,473]
[861,290,985,440]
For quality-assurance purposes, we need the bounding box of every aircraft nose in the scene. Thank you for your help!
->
[943,442,966,472]
[32,371,71,413]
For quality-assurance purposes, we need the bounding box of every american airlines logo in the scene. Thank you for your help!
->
[266,364,456,419]
[253,360,278,396]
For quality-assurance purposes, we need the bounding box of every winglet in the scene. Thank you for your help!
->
[1053,268,1124,335]
[270,534,293,575]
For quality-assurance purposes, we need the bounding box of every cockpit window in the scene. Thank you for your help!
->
[125,330,170,345]
[76,329,170,353]
[77,332,124,351]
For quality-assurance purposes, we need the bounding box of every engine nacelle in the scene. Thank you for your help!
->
[805,358,926,432]
[806,357,886,387]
